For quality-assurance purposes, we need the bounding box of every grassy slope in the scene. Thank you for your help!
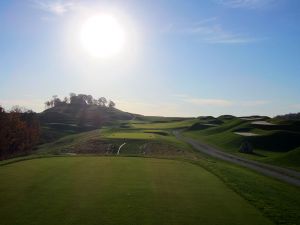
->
[37,126,195,157]
[0,157,273,225]
[184,118,300,170]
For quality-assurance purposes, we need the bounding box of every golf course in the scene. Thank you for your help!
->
[2,1,300,224]
[1,103,300,225]
[0,157,274,225]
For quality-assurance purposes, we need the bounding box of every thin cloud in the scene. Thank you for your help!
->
[182,96,270,107]
[184,98,234,107]
[185,18,266,44]
[240,100,270,106]
[32,0,76,15]
[215,0,276,9]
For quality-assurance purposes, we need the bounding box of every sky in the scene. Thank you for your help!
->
[1,0,300,117]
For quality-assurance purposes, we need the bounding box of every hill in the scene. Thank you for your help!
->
[39,103,134,143]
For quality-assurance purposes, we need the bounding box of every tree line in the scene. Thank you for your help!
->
[45,93,116,109]
[0,106,40,160]
[275,112,300,120]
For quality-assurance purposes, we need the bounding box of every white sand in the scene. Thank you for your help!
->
[203,123,219,127]
[240,117,263,121]
[234,132,260,137]
[251,121,275,125]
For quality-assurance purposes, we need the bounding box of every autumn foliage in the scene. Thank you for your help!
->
[0,106,40,160]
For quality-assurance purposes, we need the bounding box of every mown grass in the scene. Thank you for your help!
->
[0,157,273,225]
[130,119,197,129]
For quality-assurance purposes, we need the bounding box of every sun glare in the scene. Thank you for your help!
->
[80,15,125,58]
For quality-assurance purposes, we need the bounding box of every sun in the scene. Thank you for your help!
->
[80,15,126,58]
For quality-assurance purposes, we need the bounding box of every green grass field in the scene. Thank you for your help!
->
[130,119,197,129]
[0,157,273,225]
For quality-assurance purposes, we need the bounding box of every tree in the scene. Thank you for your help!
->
[53,95,63,107]
[45,101,51,109]
[86,95,94,105]
[63,97,69,104]
[0,106,40,160]
[69,93,76,104]
[108,100,116,108]
[98,97,107,107]
[78,94,88,105]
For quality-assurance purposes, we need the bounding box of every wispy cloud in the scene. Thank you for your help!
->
[32,0,76,15]
[181,95,269,107]
[184,98,234,107]
[184,18,266,44]
[215,0,276,9]
[240,100,270,106]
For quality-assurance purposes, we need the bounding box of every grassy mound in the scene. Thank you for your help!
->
[184,117,300,170]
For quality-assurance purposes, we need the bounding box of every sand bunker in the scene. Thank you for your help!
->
[234,132,260,136]
[240,117,263,121]
[203,123,219,127]
[251,121,274,125]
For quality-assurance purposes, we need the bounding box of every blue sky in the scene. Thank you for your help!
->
[1,0,300,117]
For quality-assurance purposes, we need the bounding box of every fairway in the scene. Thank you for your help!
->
[0,157,273,225]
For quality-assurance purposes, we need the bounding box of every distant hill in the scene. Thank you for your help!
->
[275,112,300,120]
[39,103,135,143]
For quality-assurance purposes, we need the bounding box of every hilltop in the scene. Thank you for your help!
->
[39,93,135,142]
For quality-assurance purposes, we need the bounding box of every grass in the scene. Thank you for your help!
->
[195,156,300,225]
[0,156,274,225]
[37,127,195,157]
[183,117,300,170]
[130,118,197,129]
[3,118,300,225]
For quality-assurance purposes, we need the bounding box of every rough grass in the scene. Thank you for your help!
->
[194,156,300,225]
[184,118,300,170]
[0,157,273,225]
